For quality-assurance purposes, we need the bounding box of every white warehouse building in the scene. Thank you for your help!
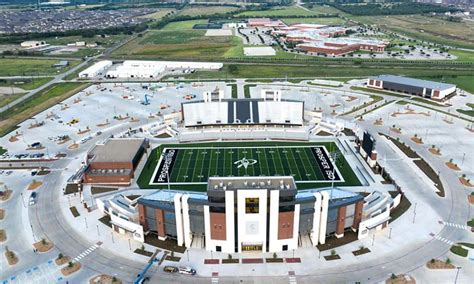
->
[79,60,113,79]
[105,60,223,79]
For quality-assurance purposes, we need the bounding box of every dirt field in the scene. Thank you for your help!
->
[112,29,242,59]
[355,15,474,49]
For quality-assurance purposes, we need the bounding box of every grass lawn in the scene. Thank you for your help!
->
[112,29,243,60]
[227,83,237,98]
[244,84,255,98]
[0,82,89,137]
[350,86,409,98]
[450,244,468,257]
[137,141,361,191]
[282,17,346,25]
[44,34,128,48]
[418,76,474,94]
[139,8,175,20]
[236,6,320,17]
[91,187,117,195]
[449,49,474,62]
[353,15,474,49]
[307,4,344,15]
[0,58,79,76]
[178,5,239,17]
[186,63,474,80]
[457,103,474,117]
[0,77,52,91]
[161,19,209,31]
[410,97,446,107]
[0,92,25,109]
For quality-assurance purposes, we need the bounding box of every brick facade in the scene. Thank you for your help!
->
[155,208,166,238]
[210,212,227,241]
[336,206,347,237]
[277,211,294,240]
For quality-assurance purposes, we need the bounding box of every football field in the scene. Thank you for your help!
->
[149,145,344,185]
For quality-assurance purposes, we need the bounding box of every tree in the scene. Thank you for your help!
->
[68,261,73,268]
[58,253,63,259]
[228,254,232,260]
[330,249,336,256]
[228,65,238,75]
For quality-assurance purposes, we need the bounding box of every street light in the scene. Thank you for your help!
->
[454,266,461,284]
[20,192,26,208]
[412,202,417,224]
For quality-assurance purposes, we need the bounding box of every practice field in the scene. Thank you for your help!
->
[138,142,361,190]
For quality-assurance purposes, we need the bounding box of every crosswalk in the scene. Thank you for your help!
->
[434,235,454,246]
[73,242,102,262]
[441,221,471,231]
[289,271,297,284]
[211,272,218,284]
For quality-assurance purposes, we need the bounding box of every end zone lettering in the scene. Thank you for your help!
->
[154,149,178,183]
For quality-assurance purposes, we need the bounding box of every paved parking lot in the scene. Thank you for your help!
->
[362,102,474,181]
[249,83,372,117]
[0,82,231,158]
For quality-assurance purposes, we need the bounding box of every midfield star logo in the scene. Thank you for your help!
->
[234,157,257,169]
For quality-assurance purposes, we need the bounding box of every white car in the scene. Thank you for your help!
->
[178,266,196,275]
[79,136,92,144]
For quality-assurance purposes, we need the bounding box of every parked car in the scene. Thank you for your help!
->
[178,266,196,275]
[79,136,92,144]
[29,192,37,206]
[31,142,41,148]
[163,266,178,273]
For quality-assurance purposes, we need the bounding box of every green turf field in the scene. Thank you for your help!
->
[138,142,361,190]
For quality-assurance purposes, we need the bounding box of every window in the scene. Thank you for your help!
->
[282,245,288,251]
[216,246,222,252]
[245,198,259,214]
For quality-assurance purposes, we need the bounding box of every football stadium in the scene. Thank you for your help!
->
[90,87,397,254]
[139,142,361,189]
